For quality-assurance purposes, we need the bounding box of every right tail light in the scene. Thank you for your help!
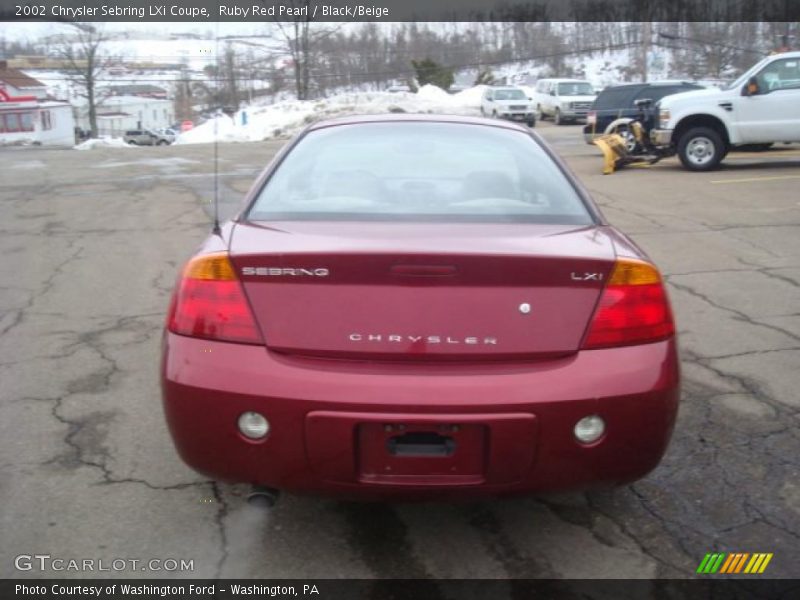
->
[582,259,675,349]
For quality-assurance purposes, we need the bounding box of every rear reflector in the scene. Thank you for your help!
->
[167,253,263,345]
[582,259,674,349]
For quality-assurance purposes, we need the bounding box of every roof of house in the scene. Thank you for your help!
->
[0,65,47,90]
[108,84,168,95]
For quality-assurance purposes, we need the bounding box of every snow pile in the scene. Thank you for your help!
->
[452,84,489,106]
[175,86,488,146]
[73,137,134,151]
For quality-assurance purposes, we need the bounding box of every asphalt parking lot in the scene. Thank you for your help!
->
[1,121,798,581]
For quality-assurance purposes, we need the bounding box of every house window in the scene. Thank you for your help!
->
[41,111,53,130]
[0,112,35,133]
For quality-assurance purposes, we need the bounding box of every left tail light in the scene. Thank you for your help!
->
[167,252,263,345]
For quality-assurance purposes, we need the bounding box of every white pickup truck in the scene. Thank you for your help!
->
[650,51,800,171]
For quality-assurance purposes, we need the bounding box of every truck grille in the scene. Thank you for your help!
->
[571,102,592,110]
[509,105,528,111]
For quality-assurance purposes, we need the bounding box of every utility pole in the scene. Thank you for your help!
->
[641,21,651,82]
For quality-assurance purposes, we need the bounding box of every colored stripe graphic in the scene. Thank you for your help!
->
[745,554,762,573]
[758,553,773,573]
[734,553,749,573]
[720,553,737,573]
[719,553,735,573]
[697,553,714,574]
[697,552,725,573]
[700,552,774,574]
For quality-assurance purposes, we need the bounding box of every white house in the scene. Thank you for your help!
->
[74,95,175,137]
[0,63,75,146]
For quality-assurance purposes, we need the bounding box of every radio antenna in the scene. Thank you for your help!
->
[212,21,222,236]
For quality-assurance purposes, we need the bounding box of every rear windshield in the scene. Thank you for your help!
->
[594,87,638,109]
[247,122,593,225]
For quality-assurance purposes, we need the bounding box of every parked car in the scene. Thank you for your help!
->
[161,114,680,503]
[583,81,705,151]
[123,129,172,146]
[153,128,178,143]
[480,86,536,127]
[533,79,597,124]
[651,50,800,170]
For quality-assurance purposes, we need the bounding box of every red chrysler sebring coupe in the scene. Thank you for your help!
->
[161,114,679,501]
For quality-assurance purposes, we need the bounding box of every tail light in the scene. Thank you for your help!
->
[582,259,674,349]
[167,252,263,345]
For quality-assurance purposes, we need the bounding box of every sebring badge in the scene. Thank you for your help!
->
[242,267,329,277]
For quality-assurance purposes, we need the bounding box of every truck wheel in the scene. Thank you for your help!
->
[554,109,562,125]
[527,118,536,128]
[613,125,640,154]
[536,105,544,121]
[677,127,725,171]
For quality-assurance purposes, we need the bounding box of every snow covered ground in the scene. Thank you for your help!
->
[74,137,135,151]
[174,84,490,146]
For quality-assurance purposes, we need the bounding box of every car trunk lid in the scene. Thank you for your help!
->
[229,221,616,361]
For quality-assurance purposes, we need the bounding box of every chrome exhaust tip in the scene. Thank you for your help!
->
[246,486,280,508]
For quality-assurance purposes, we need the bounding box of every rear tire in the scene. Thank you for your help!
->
[157,140,168,146]
[527,119,536,128]
[492,110,497,119]
[677,127,726,171]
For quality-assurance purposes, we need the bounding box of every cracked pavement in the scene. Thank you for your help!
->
[0,125,798,582]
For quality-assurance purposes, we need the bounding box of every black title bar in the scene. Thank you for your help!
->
[4,579,800,600]
[2,0,800,22]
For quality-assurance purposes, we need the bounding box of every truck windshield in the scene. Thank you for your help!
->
[723,56,770,90]
[494,89,526,100]
[558,82,594,95]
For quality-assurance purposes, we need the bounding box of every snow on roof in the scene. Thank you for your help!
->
[72,94,172,107]
[0,66,47,89]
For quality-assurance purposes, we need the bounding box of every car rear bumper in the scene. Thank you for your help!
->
[561,109,589,120]
[161,332,680,499]
[499,112,535,123]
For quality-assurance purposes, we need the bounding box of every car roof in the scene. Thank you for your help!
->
[602,80,698,89]
[305,113,531,133]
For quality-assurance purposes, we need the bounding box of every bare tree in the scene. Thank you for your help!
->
[270,1,343,100]
[56,23,113,138]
